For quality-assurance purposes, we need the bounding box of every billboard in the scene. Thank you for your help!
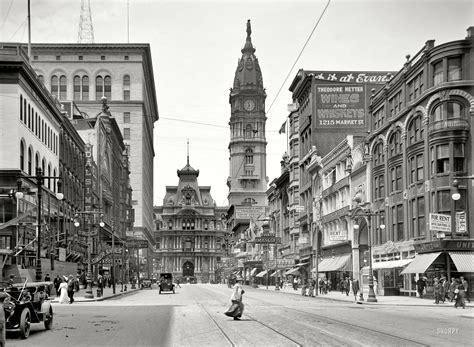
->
[310,71,394,132]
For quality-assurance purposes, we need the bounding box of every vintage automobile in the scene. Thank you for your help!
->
[1,281,53,339]
[142,279,152,289]
[158,273,175,294]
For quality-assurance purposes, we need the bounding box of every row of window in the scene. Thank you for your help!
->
[373,55,463,129]
[37,74,131,101]
[19,140,58,192]
[34,55,130,61]
[19,95,58,155]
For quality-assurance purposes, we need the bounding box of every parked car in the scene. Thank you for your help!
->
[158,273,175,294]
[2,281,53,339]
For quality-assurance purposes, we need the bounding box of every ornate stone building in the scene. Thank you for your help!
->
[153,156,227,283]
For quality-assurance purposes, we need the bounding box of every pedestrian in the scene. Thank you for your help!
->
[53,275,62,297]
[319,278,324,294]
[416,277,426,298]
[58,276,69,304]
[97,274,104,297]
[224,277,245,320]
[293,277,298,291]
[67,274,76,304]
[448,278,457,302]
[441,277,449,303]
[373,277,379,295]
[44,273,51,281]
[433,278,441,304]
[352,278,360,303]
[460,276,470,303]
[454,279,466,309]
[176,278,181,288]
[343,277,350,296]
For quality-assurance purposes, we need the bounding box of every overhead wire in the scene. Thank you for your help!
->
[265,0,331,122]
[0,0,14,33]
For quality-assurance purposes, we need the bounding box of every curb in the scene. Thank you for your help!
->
[51,288,141,303]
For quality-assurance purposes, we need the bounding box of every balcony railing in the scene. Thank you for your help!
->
[428,118,469,133]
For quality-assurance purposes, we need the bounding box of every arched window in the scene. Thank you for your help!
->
[73,75,81,99]
[20,141,25,171]
[123,75,130,100]
[28,148,32,175]
[244,124,253,138]
[20,95,23,122]
[96,76,103,100]
[59,75,67,99]
[38,75,44,84]
[28,104,31,128]
[47,164,52,189]
[388,131,402,157]
[42,158,46,176]
[53,169,57,192]
[35,153,40,170]
[245,148,253,164]
[432,101,465,122]
[51,75,59,97]
[373,142,385,166]
[408,115,424,145]
[104,75,111,99]
[82,76,89,100]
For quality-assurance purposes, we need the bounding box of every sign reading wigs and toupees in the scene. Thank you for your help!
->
[316,84,366,130]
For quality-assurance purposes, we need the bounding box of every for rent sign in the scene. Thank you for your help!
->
[429,213,451,233]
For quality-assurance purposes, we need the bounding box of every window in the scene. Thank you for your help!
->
[124,55,129,60]
[244,124,253,138]
[20,95,23,122]
[101,56,105,60]
[448,57,461,81]
[74,76,81,99]
[56,56,60,60]
[388,91,402,117]
[123,128,131,140]
[409,153,424,184]
[436,144,450,174]
[437,190,451,214]
[388,131,402,157]
[245,148,253,164]
[410,196,425,239]
[82,76,89,100]
[27,104,31,128]
[390,165,402,192]
[78,55,83,61]
[432,102,464,122]
[104,76,111,99]
[123,112,131,123]
[96,76,103,100]
[168,220,173,230]
[244,169,254,176]
[392,205,404,241]
[35,153,40,170]
[51,76,59,97]
[408,115,424,145]
[59,75,67,99]
[33,55,38,60]
[28,148,32,175]
[407,72,423,101]
[374,174,385,199]
[433,60,443,85]
[123,75,130,100]
[453,143,464,172]
[20,141,24,171]
[372,106,385,129]
[38,75,44,84]
[373,142,385,166]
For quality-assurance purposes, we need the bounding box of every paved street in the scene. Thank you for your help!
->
[5,283,473,347]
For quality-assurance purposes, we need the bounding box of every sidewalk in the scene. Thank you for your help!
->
[51,284,141,303]
[253,284,474,309]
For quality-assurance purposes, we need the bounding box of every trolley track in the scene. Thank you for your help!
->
[196,285,429,347]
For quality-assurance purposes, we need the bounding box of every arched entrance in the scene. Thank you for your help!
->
[183,261,194,277]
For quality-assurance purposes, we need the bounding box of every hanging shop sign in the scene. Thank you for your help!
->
[90,248,123,265]
[127,239,149,249]
[254,233,281,244]
[456,211,467,233]
[429,213,451,233]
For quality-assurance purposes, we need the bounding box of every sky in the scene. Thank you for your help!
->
[1,0,472,207]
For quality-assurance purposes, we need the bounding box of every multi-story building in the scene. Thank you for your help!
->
[363,27,474,297]
[153,157,227,283]
[0,44,86,281]
[225,21,268,279]
[27,43,159,275]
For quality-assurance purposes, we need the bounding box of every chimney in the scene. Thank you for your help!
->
[467,26,474,39]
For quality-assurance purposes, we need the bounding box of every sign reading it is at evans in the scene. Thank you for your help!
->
[429,213,451,233]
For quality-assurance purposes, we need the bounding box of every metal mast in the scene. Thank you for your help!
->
[78,0,95,43]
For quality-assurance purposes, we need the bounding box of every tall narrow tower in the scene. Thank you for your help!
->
[78,0,95,43]
[227,20,268,207]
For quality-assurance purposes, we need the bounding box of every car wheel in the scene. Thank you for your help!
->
[20,308,31,339]
[44,306,53,330]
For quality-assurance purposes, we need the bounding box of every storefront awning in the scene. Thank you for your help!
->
[449,252,474,272]
[250,268,258,276]
[314,254,351,272]
[400,252,442,274]
[284,267,300,276]
[270,270,280,277]
[256,270,268,278]
[370,258,414,270]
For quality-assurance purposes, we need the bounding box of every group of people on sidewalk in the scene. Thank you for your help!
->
[49,273,80,304]
[416,275,470,309]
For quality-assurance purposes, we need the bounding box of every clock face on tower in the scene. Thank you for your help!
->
[243,99,255,111]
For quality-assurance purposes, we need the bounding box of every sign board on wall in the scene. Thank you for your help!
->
[235,206,266,220]
[429,213,451,233]
[456,211,467,233]
[329,230,347,241]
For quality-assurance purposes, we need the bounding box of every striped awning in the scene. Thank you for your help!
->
[449,252,474,272]
[315,254,352,272]
[401,252,442,274]
[256,270,268,278]
[370,258,414,270]
[284,267,300,276]
[250,268,258,276]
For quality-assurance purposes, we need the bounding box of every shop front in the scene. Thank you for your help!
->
[316,242,352,291]
[401,239,474,299]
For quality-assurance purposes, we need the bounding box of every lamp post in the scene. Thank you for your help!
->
[74,211,104,299]
[16,168,63,281]
[351,194,384,303]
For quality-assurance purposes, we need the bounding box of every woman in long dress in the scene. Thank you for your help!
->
[58,277,69,304]
[226,277,245,320]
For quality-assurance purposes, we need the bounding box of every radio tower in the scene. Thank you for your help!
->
[78,0,95,43]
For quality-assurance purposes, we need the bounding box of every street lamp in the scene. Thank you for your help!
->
[16,168,63,281]
[74,211,104,299]
[351,195,384,303]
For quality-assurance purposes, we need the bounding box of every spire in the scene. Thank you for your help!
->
[78,0,95,43]
[187,138,189,166]
[242,19,255,54]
